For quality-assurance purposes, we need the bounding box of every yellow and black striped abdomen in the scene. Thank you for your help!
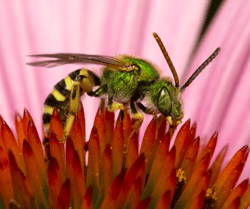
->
[42,69,82,129]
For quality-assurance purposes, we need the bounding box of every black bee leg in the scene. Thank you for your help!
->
[136,102,155,114]
[107,97,124,112]
[130,101,143,131]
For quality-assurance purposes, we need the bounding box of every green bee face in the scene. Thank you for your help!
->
[151,79,183,125]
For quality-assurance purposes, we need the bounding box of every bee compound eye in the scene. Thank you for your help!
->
[157,87,172,116]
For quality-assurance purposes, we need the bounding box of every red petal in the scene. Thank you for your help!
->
[0,146,14,206]
[116,154,145,208]
[140,117,157,171]
[81,186,93,209]
[56,179,71,209]
[48,157,62,207]
[100,170,126,209]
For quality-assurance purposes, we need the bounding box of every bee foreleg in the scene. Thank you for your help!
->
[136,102,154,114]
[108,97,124,112]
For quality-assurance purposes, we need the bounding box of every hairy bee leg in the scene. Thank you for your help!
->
[136,102,155,114]
[130,101,144,131]
[107,97,124,112]
[61,80,81,142]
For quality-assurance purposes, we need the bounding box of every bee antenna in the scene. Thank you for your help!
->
[180,47,221,92]
[153,32,179,88]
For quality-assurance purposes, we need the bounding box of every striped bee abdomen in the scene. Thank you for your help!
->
[42,69,101,136]
[42,69,81,129]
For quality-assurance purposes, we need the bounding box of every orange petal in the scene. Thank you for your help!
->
[27,118,48,187]
[77,101,86,142]
[49,132,66,182]
[221,179,248,209]
[185,169,212,209]
[197,131,218,164]
[105,108,114,144]
[116,154,145,208]
[148,148,176,206]
[49,108,64,141]
[1,119,25,174]
[112,114,124,178]
[156,190,171,209]
[185,190,206,209]
[22,140,47,208]
[9,151,32,208]
[143,132,170,197]
[215,162,245,208]
[180,136,200,180]
[66,136,75,184]
[98,144,113,203]
[73,150,86,208]
[15,112,25,152]
[81,186,93,209]
[226,196,241,209]
[128,177,143,208]
[239,181,250,208]
[86,126,100,206]
[23,108,32,139]
[186,122,197,148]
[70,116,85,168]
[150,117,167,165]
[175,152,211,208]
[94,107,106,157]
[125,131,139,170]
[213,145,249,192]
[173,119,190,168]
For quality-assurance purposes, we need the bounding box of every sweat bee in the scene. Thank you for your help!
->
[28,32,220,142]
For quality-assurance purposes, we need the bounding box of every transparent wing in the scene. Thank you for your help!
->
[27,53,135,71]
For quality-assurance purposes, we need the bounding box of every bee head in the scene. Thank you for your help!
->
[152,80,183,125]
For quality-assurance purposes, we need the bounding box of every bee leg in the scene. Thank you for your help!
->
[136,102,154,114]
[108,97,124,112]
[62,79,82,142]
[130,101,144,131]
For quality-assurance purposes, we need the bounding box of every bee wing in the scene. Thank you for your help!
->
[27,53,134,71]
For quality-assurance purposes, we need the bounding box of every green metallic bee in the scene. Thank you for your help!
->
[28,32,220,140]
